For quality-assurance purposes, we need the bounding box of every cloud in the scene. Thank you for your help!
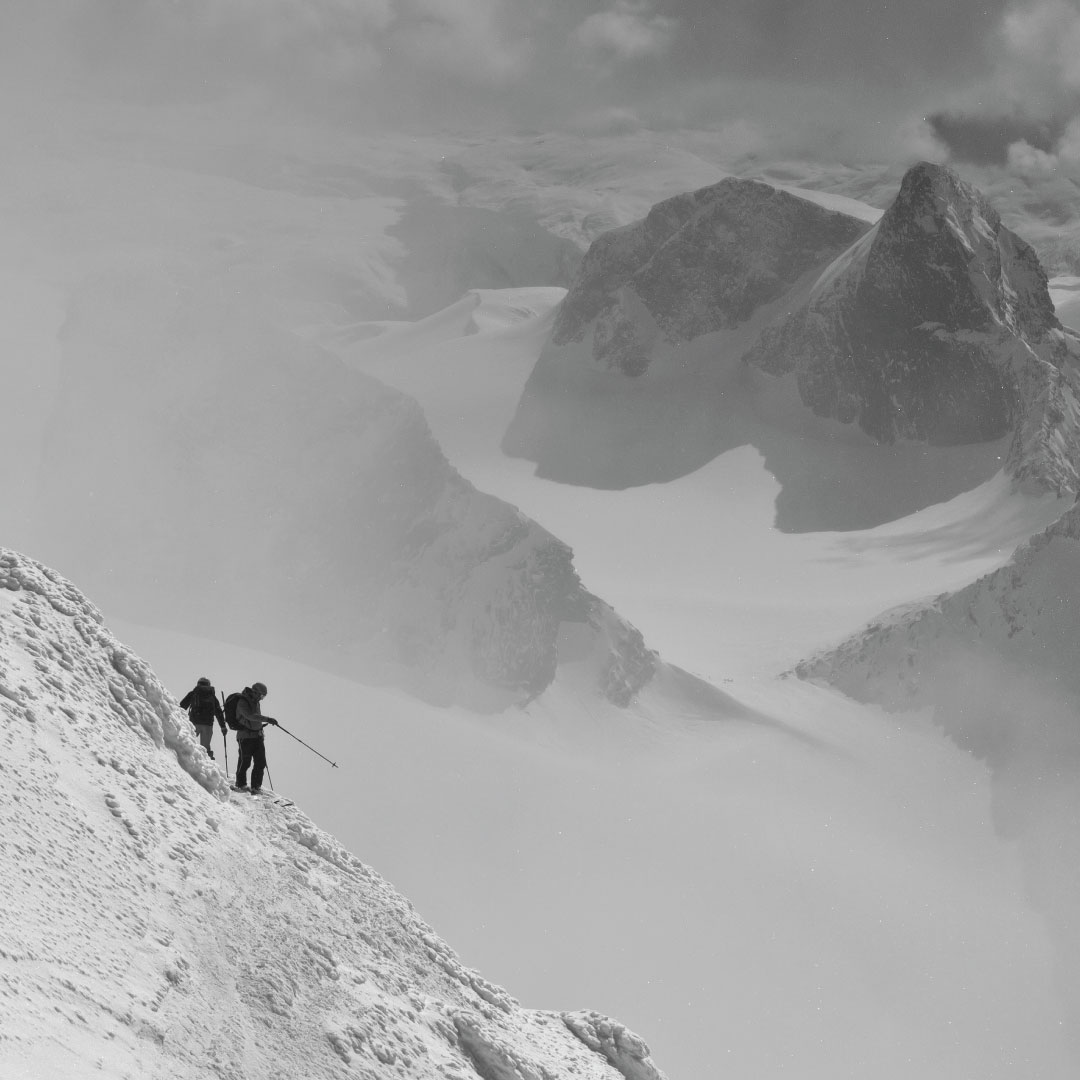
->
[1006,117,1080,177]
[0,0,537,117]
[924,2,1080,170]
[996,0,1080,95]
[927,112,1060,165]
[572,1,678,64]
[1007,139,1061,177]
[390,0,532,85]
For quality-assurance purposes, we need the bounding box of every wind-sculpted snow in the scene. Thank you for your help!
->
[0,545,668,1080]
[30,267,654,710]
[0,549,227,798]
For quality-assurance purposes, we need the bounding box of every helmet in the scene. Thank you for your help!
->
[251,681,268,697]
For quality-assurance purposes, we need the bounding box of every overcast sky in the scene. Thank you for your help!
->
[3,1,1080,168]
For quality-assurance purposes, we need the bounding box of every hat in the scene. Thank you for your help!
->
[197,677,211,686]
[251,681,268,696]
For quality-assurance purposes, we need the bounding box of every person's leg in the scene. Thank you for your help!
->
[195,724,214,758]
[235,739,254,788]
[250,739,267,791]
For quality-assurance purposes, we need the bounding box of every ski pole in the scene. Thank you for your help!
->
[219,692,230,775]
[265,763,274,792]
[276,723,338,768]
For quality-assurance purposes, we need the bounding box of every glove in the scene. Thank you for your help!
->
[219,725,227,735]
[266,718,279,726]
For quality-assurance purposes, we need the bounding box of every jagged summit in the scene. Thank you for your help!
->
[861,162,1058,341]
[745,161,1080,471]
[0,546,667,1080]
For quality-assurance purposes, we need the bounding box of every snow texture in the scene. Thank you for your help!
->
[0,545,667,1080]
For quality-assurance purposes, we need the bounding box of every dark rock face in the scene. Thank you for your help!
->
[549,178,871,375]
[745,162,1078,453]
[31,267,655,710]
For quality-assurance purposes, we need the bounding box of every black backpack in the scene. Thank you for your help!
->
[223,691,243,731]
[190,683,218,723]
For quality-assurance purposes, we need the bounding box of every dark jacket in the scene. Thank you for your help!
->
[180,684,225,728]
[235,689,275,741]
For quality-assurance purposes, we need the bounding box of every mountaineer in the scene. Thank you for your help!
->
[178,677,227,760]
[232,681,278,794]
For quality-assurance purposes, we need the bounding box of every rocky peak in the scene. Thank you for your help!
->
[859,162,1057,341]
[744,162,1080,465]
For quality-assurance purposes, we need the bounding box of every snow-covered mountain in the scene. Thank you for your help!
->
[745,162,1080,492]
[28,266,652,711]
[795,497,1080,749]
[0,544,667,1080]
[504,162,1080,506]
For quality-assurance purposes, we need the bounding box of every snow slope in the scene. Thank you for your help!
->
[113,593,1074,1080]
[0,547,667,1080]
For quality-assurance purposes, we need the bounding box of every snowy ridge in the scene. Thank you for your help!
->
[795,497,1080,730]
[0,546,667,1080]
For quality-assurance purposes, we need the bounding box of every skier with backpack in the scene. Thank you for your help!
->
[178,677,227,760]
[225,682,278,794]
